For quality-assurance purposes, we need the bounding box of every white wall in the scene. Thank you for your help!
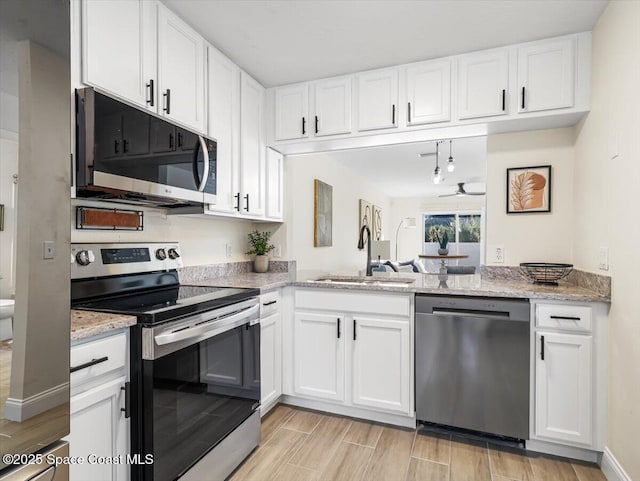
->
[282,152,390,272]
[390,195,485,262]
[485,127,576,266]
[573,1,640,478]
[70,200,258,266]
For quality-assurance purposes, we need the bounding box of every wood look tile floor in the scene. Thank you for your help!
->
[230,404,606,481]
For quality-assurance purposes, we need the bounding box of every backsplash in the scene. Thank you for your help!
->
[179,260,296,282]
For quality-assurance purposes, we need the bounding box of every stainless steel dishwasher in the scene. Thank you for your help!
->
[415,295,530,440]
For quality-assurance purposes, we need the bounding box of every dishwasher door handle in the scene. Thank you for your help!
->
[431,309,512,320]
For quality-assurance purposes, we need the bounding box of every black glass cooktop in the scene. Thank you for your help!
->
[73,284,259,324]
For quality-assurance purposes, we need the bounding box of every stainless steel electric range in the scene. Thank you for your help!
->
[70,243,261,481]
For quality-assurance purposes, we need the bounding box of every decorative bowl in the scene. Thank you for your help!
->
[519,262,573,285]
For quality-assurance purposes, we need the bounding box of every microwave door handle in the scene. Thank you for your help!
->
[192,136,202,190]
[197,136,210,192]
[154,304,259,346]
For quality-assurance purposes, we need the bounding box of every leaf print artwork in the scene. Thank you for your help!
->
[507,166,551,214]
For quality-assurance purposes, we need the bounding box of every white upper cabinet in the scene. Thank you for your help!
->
[406,59,451,125]
[274,84,309,141]
[265,148,284,220]
[457,49,509,119]
[240,72,265,216]
[357,69,399,131]
[157,4,205,132]
[82,0,157,110]
[535,331,593,446]
[207,46,240,213]
[313,77,352,136]
[518,37,575,113]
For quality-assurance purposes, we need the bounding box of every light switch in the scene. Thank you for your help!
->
[598,247,609,271]
[43,241,55,259]
[225,244,232,259]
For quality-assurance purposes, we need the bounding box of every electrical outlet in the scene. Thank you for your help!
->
[225,244,232,259]
[598,246,609,271]
[43,241,55,259]
[490,245,505,264]
[273,245,282,258]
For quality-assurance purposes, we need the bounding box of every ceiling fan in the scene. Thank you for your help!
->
[439,182,485,197]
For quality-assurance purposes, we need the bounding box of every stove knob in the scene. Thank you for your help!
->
[167,248,180,260]
[155,248,167,260]
[76,250,95,266]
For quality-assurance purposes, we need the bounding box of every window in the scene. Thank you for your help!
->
[423,211,482,272]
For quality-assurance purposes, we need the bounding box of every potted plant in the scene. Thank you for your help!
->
[428,226,449,255]
[247,230,275,273]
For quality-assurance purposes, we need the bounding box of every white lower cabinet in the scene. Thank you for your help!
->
[261,311,282,411]
[351,316,410,414]
[293,312,345,402]
[290,289,413,420]
[66,331,130,481]
[535,332,592,445]
[531,301,607,452]
[67,376,129,481]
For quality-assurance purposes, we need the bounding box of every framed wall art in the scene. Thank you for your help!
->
[506,165,551,214]
[372,205,383,240]
[359,199,372,232]
[314,179,333,247]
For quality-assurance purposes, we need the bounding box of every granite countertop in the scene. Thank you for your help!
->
[182,270,610,303]
[71,310,137,341]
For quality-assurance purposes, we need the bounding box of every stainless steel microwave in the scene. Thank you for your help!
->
[75,88,216,208]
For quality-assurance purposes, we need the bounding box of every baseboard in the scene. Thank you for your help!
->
[281,395,416,429]
[4,382,69,422]
[525,439,600,463]
[601,447,632,481]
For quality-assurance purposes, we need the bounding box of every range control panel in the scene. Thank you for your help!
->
[70,243,183,279]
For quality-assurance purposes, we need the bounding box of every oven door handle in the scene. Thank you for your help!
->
[154,304,259,346]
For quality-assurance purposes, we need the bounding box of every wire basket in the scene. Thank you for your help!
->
[519,263,573,285]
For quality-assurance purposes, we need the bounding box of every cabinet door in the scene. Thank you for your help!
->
[157,4,205,132]
[67,376,129,481]
[261,312,282,410]
[82,0,156,110]
[294,312,344,402]
[518,37,575,113]
[265,148,284,220]
[274,84,309,141]
[314,77,352,136]
[351,316,410,414]
[240,72,265,216]
[407,59,451,125]
[207,47,240,213]
[535,332,593,446]
[457,49,508,119]
[357,69,399,131]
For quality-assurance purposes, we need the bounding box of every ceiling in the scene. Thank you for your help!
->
[322,136,487,198]
[163,0,608,87]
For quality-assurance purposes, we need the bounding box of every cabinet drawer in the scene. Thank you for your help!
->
[295,289,411,317]
[537,304,592,332]
[260,290,281,317]
[70,332,127,387]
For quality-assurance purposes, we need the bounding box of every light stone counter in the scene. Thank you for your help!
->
[182,270,610,303]
[71,310,137,341]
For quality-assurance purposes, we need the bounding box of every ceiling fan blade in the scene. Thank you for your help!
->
[438,193,458,198]
[467,192,486,196]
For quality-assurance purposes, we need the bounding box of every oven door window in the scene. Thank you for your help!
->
[149,324,259,481]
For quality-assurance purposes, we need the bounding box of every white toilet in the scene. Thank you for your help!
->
[0,299,14,341]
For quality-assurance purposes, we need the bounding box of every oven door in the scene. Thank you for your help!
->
[132,300,260,481]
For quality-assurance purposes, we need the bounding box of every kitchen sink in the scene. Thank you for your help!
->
[310,276,415,287]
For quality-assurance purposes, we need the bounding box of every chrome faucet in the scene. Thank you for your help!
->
[357,225,373,277]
